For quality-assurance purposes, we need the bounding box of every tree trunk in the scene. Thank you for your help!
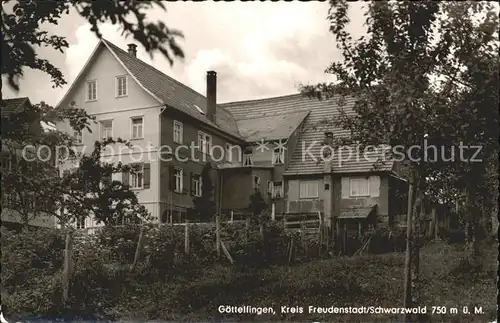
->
[403,182,415,323]
[62,228,74,305]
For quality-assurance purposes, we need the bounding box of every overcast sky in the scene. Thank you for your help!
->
[4,2,366,106]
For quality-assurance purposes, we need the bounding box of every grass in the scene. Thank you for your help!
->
[112,239,498,322]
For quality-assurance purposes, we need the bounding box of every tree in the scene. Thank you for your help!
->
[2,0,184,91]
[302,1,498,320]
[1,0,186,226]
[60,139,151,227]
[192,163,216,222]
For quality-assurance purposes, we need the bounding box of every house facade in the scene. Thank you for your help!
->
[55,39,406,230]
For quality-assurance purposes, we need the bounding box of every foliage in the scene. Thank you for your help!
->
[60,139,151,226]
[248,189,267,218]
[192,163,216,222]
[301,0,498,261]
[1,0,184,91]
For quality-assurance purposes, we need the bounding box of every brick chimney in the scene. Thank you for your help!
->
[206,71,217,122]
[127,43,137,57]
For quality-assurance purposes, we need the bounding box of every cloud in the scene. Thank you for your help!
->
[6,2,369,105]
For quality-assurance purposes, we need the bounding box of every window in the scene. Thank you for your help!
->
[267,181,273,194]
[272,181,284,199]
[131,117,143,139]
[86,80,97,101]
[252,175,260,189]
[130,164,144,189]
[198,131,212,155]
[225,143,233,162]
[174,167,183,193]
[299,180,319,199]
[100,120,113,140]
[74,130,83,144]
[272,146,285,165]
[116,76,127,97]
[193,174,202,197]
[76,217,86,229]
[173,121,183,144]
[243,147,253,166]
[350,178,370,197]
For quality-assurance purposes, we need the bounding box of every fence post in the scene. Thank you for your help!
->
[62,228,73,304]
[271,203,276,221]
[230,210,234,223]
[185,219,190,254]
[131,225,146,271]
[216,214,221,258]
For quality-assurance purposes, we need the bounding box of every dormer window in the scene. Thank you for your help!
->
[243,147,253,166]
[116,76,128,97]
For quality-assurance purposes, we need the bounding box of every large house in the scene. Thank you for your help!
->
[1,97,58,229]
[55,39,406,230]
[222,95,408,230]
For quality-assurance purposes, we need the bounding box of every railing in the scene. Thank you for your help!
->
[275,212,322,234]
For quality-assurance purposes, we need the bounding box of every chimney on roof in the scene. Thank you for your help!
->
[206,71,217,122]
[127,43,137,57]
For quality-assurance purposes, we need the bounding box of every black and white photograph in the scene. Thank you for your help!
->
[1,1,498,322]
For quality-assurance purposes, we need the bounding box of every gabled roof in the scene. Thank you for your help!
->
[101,40,241,139]
[222,93,394,175]
[233,111,309,142]
[56,39,241,140]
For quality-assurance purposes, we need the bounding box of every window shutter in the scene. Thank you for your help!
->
[190,172,194,196]
[369,175,380,197]
[143,163,151,189]
[341,177,350,199]
[169,166,174,191]
[122,168,129,186]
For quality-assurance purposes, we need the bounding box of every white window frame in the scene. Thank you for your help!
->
[225,143,233,162]
[115,75,128,97]
[174,167,183,193]
[130,116,144,139]
[197,131,212,155]
[252,175,260,189]
[272,146,285,165]
[130,164,144,189]
[193,174,202,197]
[76,217,86,229]
[100,120,113,140]
[74,130,83,145]
[349,178,370,197]
[267,181,273,194]
[299,180,319,199]
[272,181,284,199]
[85,80,97,102]
[173,121,183,144]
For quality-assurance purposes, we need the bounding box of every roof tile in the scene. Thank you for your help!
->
[103,40,241,139]
[222,94,394,175]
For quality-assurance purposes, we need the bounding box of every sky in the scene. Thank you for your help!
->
[3,2,367,106]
